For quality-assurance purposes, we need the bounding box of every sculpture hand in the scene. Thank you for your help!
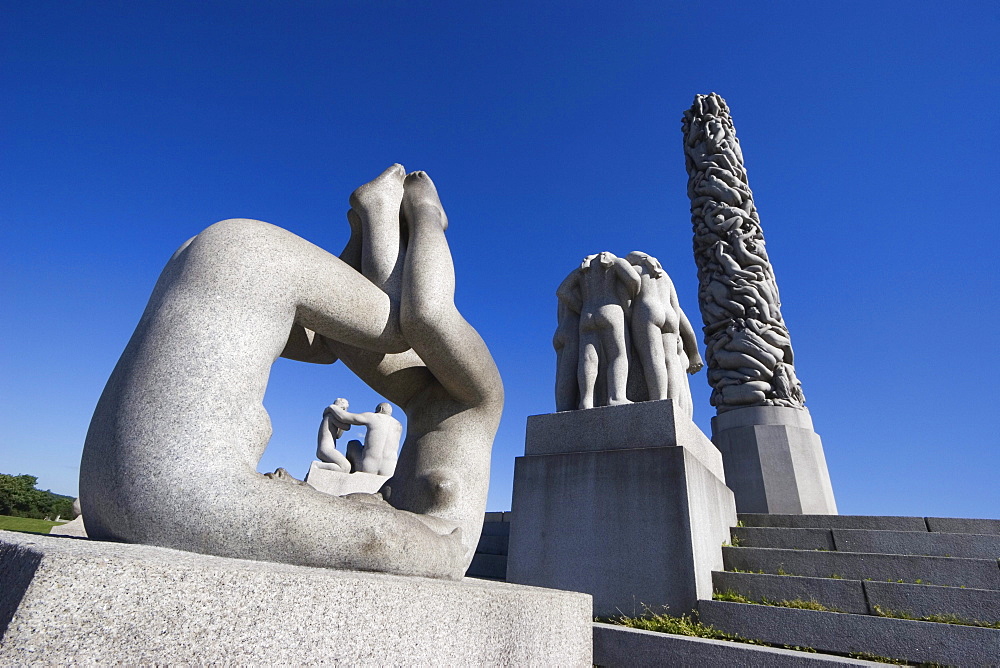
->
[688,357,705,374]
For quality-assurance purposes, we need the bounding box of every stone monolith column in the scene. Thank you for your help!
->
[682,93,836,514]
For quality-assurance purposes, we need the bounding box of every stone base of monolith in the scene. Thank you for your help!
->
[0,530,592,665]
[506,400,736,618]
[711,406,837,515]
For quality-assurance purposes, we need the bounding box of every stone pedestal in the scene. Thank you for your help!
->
[0,530,592,665]
[711,406,837,515]
[304,462,389,496]
[506,400,736,618]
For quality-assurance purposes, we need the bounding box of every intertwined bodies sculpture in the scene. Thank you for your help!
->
[683,93,805,411]
[80,166,504,580]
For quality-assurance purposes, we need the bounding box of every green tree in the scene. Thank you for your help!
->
[0,473,75,519]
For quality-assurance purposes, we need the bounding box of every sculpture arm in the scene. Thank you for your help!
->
[325,405,373,427]
[555,270,582,313]
[613,258,642,298]
[671,287,703,373]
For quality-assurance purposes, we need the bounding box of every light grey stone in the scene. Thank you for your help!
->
[722,546,1000,589]
[863,580,1000,625]
[832,528,1000,559]
[683,93,806,412]
[713,405,837,514]
[738,513,928,531]
[47,516,88,538]
[304,463,389,496]
[80,166,504,580]
[592,623,879,667]
[565,252,641,409]
[325,401,402,476]
[554,268,583,412]
[315,397,352,473]
[925,516,1000,535]
[698,599,1000,666]
[624,252,702,417]
[508,407,735,617]
[525,399,724,479]
[0,530,591,665]
[712,571,869,614]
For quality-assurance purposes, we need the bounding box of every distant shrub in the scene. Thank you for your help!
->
[0,473,74,520]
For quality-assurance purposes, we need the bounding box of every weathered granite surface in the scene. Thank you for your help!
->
[682,93,805,412]
[304,463,389,496]
[80,167,503,579]
[553,252,701,414]
[0,530,591,665]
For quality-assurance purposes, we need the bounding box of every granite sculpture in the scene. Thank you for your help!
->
[315,398,352,473]
[682,93,805,412]
[80,165,504,580]
[626,251,703,417]
[553,251,701,415]
[682,93,837,514]
[328,401,402,477]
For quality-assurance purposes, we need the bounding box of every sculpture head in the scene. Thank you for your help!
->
[376,402,392,415]
[626,251,664,278]
[579,254,598,271]
[598,251,616,268]
[334,397,349,410]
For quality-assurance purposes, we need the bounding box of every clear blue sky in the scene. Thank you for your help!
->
[2,2,997,518]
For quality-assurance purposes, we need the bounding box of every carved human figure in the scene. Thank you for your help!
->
[80,165,503,580]
[553,267,582,412]
[625,252,703,418]
[314,397,352,473]
[563,252,641,409]
[326,402,402,477]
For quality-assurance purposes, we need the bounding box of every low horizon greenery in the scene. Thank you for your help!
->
[0,473,75,520]
[0,514,67,534]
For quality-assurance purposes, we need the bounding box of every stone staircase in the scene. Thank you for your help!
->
[698,513,1000,665]
[465,512,509,581]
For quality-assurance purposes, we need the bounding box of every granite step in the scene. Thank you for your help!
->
[699,599,1000,666]
[723,545,1000,590]
[592,622,880,667]
[738,513,1000,535]
[732,526,1000,559]
[713,571,1000,624]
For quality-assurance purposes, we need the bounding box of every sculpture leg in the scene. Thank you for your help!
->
[384,171,503,557]
[602,316,631,406]
[81,219,467,579]
[577,332,600,409]
[349,163,406,296]
[634,319,670,401]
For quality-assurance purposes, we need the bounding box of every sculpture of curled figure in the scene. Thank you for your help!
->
[560,252,641,409]
[625,252,703,418]
[80,165,504,580]
[325,401,402,477]
[314,397,352,473]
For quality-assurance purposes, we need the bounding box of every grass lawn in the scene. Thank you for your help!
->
[0,514,66,534]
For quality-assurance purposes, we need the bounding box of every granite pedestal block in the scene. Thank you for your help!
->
[0,530,592,665]
[507,400,736,618]
[304,462,389,496]
[712,406,836,515]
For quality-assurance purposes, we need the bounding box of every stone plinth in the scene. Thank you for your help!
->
[712,406,837,515]
[507,400,736,618]
[304,462,389,496]
[0,530,592,665]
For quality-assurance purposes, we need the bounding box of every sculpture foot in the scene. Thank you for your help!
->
[263,468,306,485]
[349,163,406,216]
[402,171,448,231]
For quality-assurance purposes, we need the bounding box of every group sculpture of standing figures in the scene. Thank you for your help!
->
[682,92,806,412]
[554,251,703,416]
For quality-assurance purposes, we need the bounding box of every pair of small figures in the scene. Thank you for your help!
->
[315,398,401,477]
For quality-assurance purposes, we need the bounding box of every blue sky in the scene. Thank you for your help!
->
[2,2,998,518]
